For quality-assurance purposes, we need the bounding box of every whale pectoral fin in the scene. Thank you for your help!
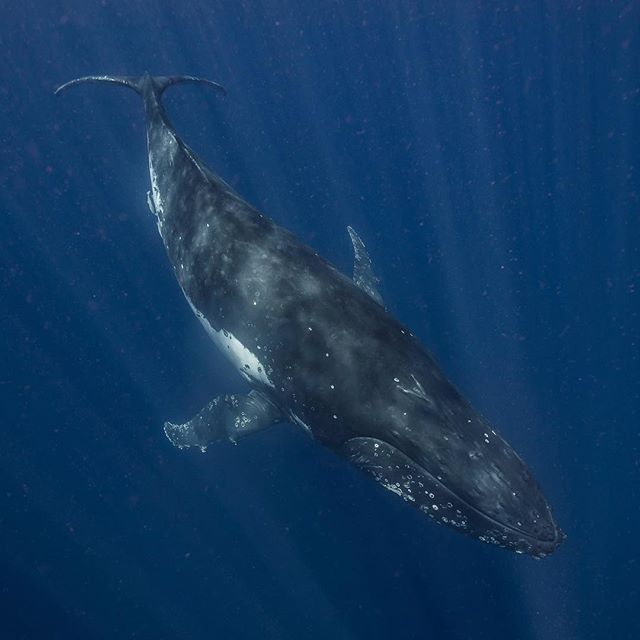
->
[341,437,423,504]
[164,390,281,452]
[347,226,384,306]
[341,437,395,479]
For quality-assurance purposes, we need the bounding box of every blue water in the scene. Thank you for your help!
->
[2,2,639,638]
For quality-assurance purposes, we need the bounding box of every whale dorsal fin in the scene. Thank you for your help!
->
[347,226,384,306]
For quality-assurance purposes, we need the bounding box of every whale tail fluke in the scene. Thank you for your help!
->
[54,74,227,98]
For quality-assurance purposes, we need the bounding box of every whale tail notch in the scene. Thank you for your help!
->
[54,74,227,99]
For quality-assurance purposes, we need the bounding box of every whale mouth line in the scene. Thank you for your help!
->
[413,456,561,548]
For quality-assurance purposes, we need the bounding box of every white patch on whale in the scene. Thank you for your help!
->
[146,164,273,390]
[149,160,165,234]
[186,301,274,389]
[290,413,313,436]
[148,134,180,232]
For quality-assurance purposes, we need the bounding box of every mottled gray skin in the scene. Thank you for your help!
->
[57,73,563,557]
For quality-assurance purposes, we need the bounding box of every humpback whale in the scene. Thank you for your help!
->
[56,73,564,557]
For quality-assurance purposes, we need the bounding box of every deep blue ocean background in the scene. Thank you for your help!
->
[2,2,639,639]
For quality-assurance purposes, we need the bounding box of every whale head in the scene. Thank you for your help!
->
[343,369,564,557]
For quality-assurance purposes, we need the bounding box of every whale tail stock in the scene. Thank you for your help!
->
[54,73,227,99]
